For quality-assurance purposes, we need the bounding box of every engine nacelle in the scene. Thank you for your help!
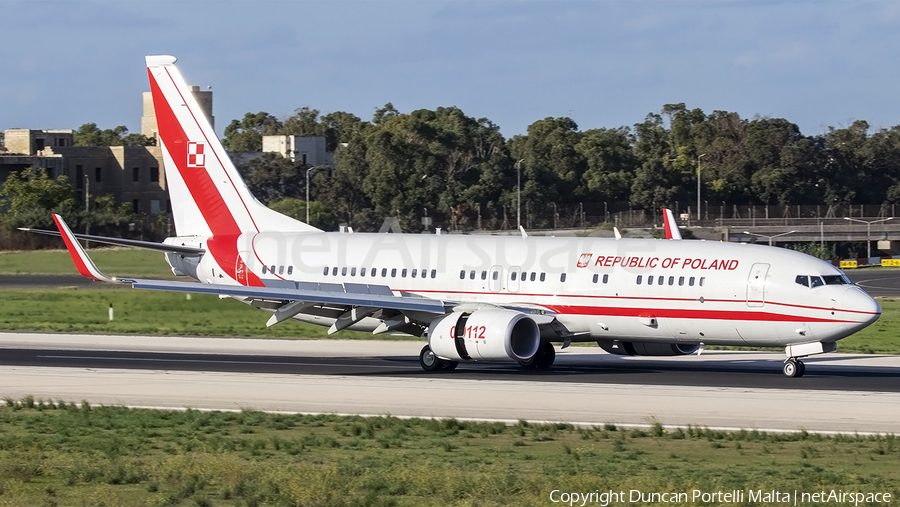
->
[597,340,700,356]
[428,309,541,362]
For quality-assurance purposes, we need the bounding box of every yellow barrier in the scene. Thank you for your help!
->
[882,259,900,267]
[840,260,858,269]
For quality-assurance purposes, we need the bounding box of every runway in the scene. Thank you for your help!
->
[1,333,899,434]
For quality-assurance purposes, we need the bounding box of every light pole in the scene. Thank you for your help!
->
[743,230,796,246]
[306,166,322,224]
[844,216,893,260]
[696,153,707,222]
[514,159,524,229]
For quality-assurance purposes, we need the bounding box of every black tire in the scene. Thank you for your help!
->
[797,360,806,377]
[783,359,799,378]
[419,345,443,372]
[536,343,556,369]
[442,361,459,371]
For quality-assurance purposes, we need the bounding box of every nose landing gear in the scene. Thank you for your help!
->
[782,358,806,378]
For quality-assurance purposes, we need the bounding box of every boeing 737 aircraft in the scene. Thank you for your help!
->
[38,56,882,378]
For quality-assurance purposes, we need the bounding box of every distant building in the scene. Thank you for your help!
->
[262,135,334,166]
[141,85,214,142]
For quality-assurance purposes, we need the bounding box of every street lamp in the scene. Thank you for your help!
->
[306,166,323,224]
[696,153,707,222]
[514,159,524,229]
[844,216,893,260]
[743,230,796,246]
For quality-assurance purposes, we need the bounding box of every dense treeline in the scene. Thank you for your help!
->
[227,103,900,232]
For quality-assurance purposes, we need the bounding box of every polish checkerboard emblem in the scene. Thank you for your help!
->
[577,253,593,268]
[187,142,205,168]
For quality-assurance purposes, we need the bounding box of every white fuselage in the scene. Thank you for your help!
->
[180,232,880,348]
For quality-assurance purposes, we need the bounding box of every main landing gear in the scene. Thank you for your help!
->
[782,358,806,378]
[519,342,556,370]
[419,345,458,372]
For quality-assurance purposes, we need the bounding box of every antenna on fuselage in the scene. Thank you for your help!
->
[519,225,528,238]
[614,227,622,240]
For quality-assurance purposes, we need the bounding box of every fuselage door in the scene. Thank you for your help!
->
[747,262,770,308]
[508,265,521,293]
[488,265,502,292]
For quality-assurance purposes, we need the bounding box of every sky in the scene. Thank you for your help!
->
[3,0,900,140]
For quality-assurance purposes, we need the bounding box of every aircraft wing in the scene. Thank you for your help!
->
[51,214,449,333]
[20,226,205,256]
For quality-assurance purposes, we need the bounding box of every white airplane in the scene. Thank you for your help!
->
[42,56,881,378]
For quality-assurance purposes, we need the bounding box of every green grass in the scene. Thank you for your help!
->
[0,401,897,506]
[0,287,388,340]
[0,248,174,277]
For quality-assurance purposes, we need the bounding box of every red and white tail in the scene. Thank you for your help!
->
[146,55,319,237]
[663,208,682,240]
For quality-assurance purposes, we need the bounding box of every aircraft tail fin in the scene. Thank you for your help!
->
[663,208,682,240]
[145,55,320,237]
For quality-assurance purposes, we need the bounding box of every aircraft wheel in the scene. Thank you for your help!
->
[537,343,556,369]
[442,360,459,371]
[782,359,800,378]
[419,345,443,372]
[797,360,806,377]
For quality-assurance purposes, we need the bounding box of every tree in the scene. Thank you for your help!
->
[236,153,305,204]
[576,127,638,203]
[222,112,283,152]
[73,123,154,147]
[0,168,79,228]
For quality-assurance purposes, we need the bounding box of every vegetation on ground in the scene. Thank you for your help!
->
[0,248,173,277]
[0,400,896,506]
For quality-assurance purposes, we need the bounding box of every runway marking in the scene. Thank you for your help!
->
[36,355,418,370]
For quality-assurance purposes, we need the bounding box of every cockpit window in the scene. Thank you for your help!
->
[822,275,848,285]
[795,275,809,287]
[810,276,824,288]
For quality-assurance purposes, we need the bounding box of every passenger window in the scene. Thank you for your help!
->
[469,270,476,280]
[332,267,338,276]
[391,268,397,277]
[668,276,674,286]
[678,276,684,286]
[460,270,466,279]
[411,269,417,278]
[288,266,293,275]
[530,272,536,282]
[592,274,599,284]
[540,273,546,282]
[648,275,654,285]
[262,266,267,274]
[689,276,695,286]
[560,273,567,282]
[492,271,499,280]
[270,265,276,274]
[360,268,365,277]
[279,266,284,275]
[811,276,824,288]
[371,268,377,277]
[602,274,609,284]
[699,277,705,287]
[422,269,428,278]
[795,275,809,287]
[341,267,347,276]
[511,272,517,281]
[481,271,487,280]
[431,269,437,278]
[381,268,387,277]
[322,266,328,276]
[521,271,528,281]
[658,276,664,286]
[401,269,407,278]
[636,275,643,285]
[351,267,357,276]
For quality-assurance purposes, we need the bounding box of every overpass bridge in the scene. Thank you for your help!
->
[690,217,900,247]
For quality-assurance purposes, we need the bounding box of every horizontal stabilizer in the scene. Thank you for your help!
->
[19,227,205,255]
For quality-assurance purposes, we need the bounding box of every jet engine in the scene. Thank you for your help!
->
[597,339,700,356]
[428,309,541,362]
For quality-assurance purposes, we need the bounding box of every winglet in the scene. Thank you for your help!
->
[52,214,118,283]
[663,208,682,240]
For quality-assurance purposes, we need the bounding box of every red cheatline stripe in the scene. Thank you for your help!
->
[405,288,877,316]
[541,305,854,324]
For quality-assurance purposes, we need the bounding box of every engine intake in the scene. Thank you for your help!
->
[428,309,541,362]
[597,340,700,356]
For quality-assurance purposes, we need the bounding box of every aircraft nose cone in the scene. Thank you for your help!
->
[843,287,881,329]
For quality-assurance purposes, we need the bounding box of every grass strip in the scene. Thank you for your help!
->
[0,399,897,506]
